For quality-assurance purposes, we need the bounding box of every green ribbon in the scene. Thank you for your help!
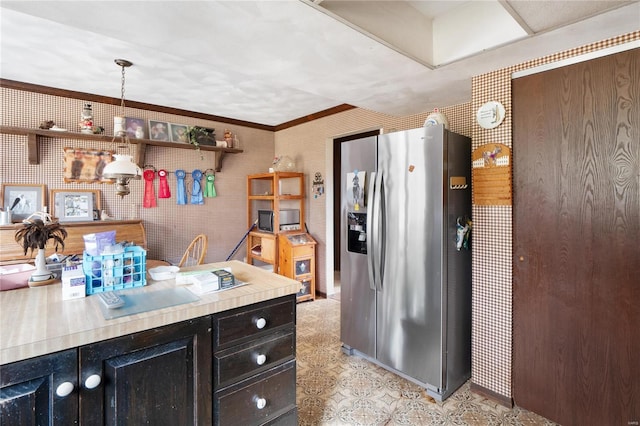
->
[204,174,217,197]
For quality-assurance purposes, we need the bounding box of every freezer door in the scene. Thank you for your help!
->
[376,127,445,388]
[340,136,377,358]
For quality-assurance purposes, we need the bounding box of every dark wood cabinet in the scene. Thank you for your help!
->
[213,295,297,426]
[1,295,297,425]
[0,349,78,425]
[79,316,212,425]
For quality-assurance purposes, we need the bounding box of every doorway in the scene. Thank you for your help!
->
[332,129,380,295]
[512,48,639,425]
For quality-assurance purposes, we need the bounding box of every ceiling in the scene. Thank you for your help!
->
[1,1,638,127]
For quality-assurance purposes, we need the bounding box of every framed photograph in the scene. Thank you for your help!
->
[169,123,189,143]
[1,184,46,223]
[125,117,146,139]
[51,189,101,222]
[63,148,113,183]
[148,120,170,141]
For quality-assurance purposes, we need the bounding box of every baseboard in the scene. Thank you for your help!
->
[470,382,513,408]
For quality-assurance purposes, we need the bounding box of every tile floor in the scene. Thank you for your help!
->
[296,297,557,426]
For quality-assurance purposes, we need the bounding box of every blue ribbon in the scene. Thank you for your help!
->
[175,169,187,205]
[191,170,204,205]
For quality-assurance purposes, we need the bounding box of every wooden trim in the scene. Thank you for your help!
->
[274,104,357,131]
[0,79,275,131]
[470,382,513,408]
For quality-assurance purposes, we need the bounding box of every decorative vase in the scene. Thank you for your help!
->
[30,248,52,282]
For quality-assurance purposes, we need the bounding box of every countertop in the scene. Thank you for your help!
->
[0,260,300,365]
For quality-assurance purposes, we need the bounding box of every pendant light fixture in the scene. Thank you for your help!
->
[103,59,142,197]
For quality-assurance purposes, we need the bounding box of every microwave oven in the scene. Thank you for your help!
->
[258,209,300,233]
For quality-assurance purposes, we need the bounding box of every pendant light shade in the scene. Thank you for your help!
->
[103,154,141,197]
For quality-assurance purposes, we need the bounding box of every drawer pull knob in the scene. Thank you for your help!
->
[255,317,267,329]
[254,396,267,410]
[55,381,74,397]
[256,354,267,365]
[85,374,102,389]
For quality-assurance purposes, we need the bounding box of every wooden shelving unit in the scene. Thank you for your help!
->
[246,172,305,274]
[0,125,242,171]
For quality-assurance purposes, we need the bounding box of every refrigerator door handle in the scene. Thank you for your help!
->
[368,171,384,292]
[366,172,377,291]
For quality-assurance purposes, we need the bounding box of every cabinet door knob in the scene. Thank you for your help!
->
[255,317,267,329]
[256,354,267,365]
[253,396,267,410]
[55,381,74,397]
[84,374,102,389]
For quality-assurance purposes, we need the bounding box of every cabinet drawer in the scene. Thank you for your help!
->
[215,360,296,426]
[214,296,295,348]
[214,331,294,387]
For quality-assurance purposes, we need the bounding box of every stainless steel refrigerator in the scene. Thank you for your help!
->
[340,125,472,401]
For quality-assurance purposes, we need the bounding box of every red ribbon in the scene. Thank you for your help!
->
[158,169,171,198]
[143,170,157,208]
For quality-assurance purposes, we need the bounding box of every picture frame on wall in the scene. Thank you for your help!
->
[148,120,170,141]
[63,148,113,183]
[169,123,188,143]
[1,184,46,223]
[125,117,146,139]
[51,189,101,222]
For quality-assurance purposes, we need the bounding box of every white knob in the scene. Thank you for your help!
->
[256,354,267,366]
[255,317,267,329]
[254,396,267,410]
[84,374,102,389]
[55,381,74,397]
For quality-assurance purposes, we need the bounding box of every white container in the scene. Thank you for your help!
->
[61,265,86,300]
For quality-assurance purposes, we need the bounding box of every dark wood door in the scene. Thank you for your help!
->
[0,349,78,425]
[513,49,639,425]
[79,316,212,425]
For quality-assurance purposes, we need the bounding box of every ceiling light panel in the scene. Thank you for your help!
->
[432,0,528,66]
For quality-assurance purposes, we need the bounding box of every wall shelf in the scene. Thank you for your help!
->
[0,125,243,171]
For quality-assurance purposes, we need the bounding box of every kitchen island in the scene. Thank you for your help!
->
[0,260,300,425]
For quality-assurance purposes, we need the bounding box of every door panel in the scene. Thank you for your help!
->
[513,49,639,425]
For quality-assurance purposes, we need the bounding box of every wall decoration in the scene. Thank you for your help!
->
[63,148,113,183]
[148,120,170,141]
[472,143,512,205]
[1,184,46,223]
[476,101,506,129]
[312,172,324,198]
[125,117,146,139]
[51,189,100,222]
[169,123,188,143]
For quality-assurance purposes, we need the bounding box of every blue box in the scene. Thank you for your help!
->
[82,246,146,295]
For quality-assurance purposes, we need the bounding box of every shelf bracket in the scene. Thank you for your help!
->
[214,151,226,172]
[28,133,39,164]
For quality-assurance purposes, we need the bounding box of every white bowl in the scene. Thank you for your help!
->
[148,265,180,281]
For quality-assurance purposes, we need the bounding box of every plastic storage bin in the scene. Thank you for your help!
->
[83,246,146,294]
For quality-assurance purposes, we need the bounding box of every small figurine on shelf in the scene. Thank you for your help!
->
[80,103,94,134]
[224,129,233,148]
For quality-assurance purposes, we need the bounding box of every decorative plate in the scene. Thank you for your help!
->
[476,101,505,129]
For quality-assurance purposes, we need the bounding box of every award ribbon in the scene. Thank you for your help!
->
[204,173,217,198]
[175,169,187,205]
[158,169,171,199]
[190,169,204,205]
[143,170,157,208]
